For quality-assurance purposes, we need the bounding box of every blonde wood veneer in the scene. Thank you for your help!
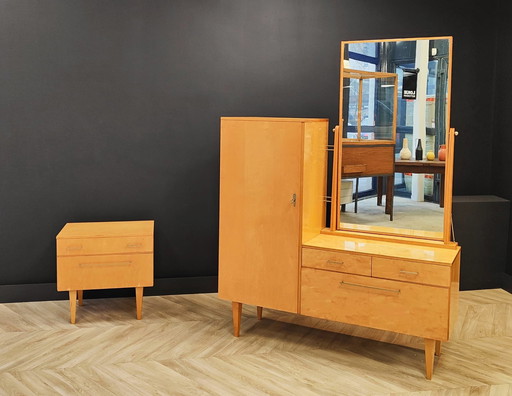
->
[425,338,436,379]
[304,233,459,265]
[56,221,154,323]
[301,267,450,340]
[372,257,451,287]
[218,116,460,379]
[57,236,152,257]
[56,221,154,238]
[57,253,153,291]
[302,121,328,244]
[302,247,371,276]
[218,117,328,314]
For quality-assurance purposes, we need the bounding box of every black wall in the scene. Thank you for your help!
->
[492,0,512,280]
[0,0,503,300]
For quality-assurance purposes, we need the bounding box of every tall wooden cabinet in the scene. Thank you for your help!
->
[218,116,460,379]
[218,117,328,316]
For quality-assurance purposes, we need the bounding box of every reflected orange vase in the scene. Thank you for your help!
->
[438,144,446,161]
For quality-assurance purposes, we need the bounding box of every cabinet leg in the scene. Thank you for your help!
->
[257,306,263,320]
[424,338,436,380]
[135,287,143,320]
[69,290,77,324]
[232,302,242,337]
[435,340,442,356]
[77,290,83,306]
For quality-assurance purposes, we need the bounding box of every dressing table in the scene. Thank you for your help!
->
[218,36,459,379]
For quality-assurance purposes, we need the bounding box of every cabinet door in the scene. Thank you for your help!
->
[219,119,302,313]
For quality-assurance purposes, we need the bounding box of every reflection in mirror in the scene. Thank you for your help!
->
[338,37,452,239]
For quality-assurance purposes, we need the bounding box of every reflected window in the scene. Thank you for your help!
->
[347,44,379,128]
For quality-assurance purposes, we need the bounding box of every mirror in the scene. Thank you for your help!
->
[332,37,453,241]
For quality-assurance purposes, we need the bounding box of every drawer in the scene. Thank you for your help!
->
[302,248,371,276]
[57,236,153,256]
[372,257,451,287]
[57,253,153,291]
[301,267,449,340]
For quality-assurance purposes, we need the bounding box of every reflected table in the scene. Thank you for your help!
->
[394,159,446,207]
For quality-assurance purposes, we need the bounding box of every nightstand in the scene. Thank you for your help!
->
[56,220,154,323]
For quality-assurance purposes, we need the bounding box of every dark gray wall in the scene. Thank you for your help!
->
[492,0,512,278]
[0,0,502,299]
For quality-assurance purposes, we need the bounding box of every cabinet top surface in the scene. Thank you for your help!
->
[221,117,329,123]
[56,221,154,239]
[303,234,459,265]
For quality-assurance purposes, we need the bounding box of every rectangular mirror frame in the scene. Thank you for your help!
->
[330,36,454,244]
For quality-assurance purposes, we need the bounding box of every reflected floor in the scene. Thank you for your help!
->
[341,196,444,232]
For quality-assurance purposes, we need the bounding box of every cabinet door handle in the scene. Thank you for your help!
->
[291,193,296,207]
[399,270,419,276]
[339,281,400,294]
[327,260,344,266]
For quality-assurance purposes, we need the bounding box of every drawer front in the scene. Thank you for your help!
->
[57,253,153,291]
[301,267,449,340]
[372,257,451,287]
[302,248,371,276]
[57,236,153,256]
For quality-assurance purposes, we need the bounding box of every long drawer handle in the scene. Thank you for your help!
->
[66,245,83,251]
[339,281,400,294]
[79,261,132,268]
[126,243,143,248]
[399,270,419,276]
[326,260,344,266]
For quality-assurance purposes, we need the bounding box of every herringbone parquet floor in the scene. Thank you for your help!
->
[0,289,511,395]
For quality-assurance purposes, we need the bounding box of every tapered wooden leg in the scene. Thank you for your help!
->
[232,302,242,337]
[135,287,143,320]
[69,290,77,324]
[425,338,436,380]
[257,306,263,320]
[435,340,442,356]
[77,290,83,306]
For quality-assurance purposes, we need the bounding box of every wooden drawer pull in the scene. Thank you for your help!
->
[326,260,344,266]
[79,261,132,268]
[66,245,83,251]
[126,243,143,248]
[399,270,419,276]
[339,281,400,294]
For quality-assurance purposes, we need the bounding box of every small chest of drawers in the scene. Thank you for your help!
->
[56,220,154,323]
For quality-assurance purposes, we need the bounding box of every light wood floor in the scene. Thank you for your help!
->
[0,289,511,395]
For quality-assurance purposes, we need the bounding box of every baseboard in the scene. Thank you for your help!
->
[0,276,218,303]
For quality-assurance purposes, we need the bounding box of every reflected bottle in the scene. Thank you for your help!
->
[415,139,423,160]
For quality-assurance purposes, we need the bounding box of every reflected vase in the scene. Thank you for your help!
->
[438,144,447,161]
[399,138,412,160]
